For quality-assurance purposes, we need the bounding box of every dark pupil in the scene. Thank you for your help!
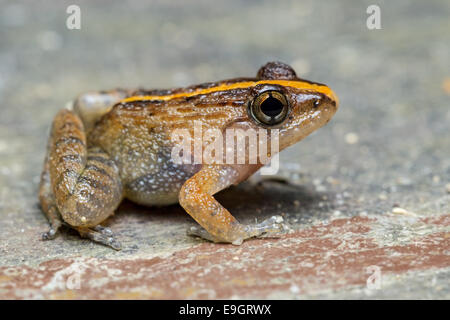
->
[260,96,284,117]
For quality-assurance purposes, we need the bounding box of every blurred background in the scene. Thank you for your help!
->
[0,0,449,299]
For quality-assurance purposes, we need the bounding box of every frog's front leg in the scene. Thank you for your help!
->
[40,109,123,249]
[179,165,285,245]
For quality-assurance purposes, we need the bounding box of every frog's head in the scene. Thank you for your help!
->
[247,61,339,150]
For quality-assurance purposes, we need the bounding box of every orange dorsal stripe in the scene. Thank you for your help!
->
[120,80,338,105]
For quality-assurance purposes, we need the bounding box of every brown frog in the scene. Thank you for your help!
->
[39,61,338,249]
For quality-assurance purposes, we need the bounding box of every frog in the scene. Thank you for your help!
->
[39,61,338,250]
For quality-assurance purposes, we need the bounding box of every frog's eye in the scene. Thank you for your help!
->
[249,90,289,126]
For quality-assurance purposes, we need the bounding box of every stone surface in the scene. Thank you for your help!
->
[0,0,449,299]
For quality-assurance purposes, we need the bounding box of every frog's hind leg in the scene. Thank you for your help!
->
[39,138,64,240]
[41,109,124,249]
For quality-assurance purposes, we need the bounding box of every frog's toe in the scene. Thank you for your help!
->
[187,225,219,242]
[76,227,122,250]
[93,225,114,236]
[247,215,287,238]
[187,216,287,244]
[41,228,58,240]
[107,237,122,251]
[41,217,63,241]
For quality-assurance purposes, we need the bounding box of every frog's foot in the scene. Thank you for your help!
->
[75,226,122,250]
[188,215,286,245]
[41,206,63,241]
[42,226,59,240]
[42,225,60,240]
[243,215,286,240]
[93,225,114,236]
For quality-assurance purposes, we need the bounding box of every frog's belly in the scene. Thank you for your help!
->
[101,128,201,206]
[123,165,200,207]
[125,182,180,206]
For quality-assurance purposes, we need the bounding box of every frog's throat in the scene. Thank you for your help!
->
[120,80,338,105]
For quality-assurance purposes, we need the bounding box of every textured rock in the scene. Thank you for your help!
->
[1,215,449,299]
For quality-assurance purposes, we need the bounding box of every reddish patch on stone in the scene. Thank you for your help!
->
[0,215,449,299]
[420,215,450,226]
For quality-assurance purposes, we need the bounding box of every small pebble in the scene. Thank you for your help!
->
[359,211,368,217]
[290,284,300,294]
[391,207,417,217]
[345,132,359,144]
[446,183,450,193]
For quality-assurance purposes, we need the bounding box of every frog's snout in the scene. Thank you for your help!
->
[309,89,339,127]
[325,87,339,112]
[320,88,339,120]
[308,85,339,116]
